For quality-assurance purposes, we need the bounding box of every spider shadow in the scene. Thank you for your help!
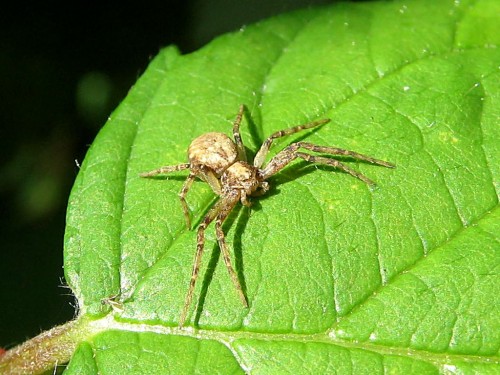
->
[193,201,257,326]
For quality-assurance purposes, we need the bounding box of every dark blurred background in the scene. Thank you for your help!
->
[0,0,342,347]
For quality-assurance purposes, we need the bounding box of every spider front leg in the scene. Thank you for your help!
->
[232,104,247,162]
[253,118,330,168]
[297,142,395,169]
[261,142,394,185]
[296,142,394,185]
[295,152,377,185]
[178,196,240,327]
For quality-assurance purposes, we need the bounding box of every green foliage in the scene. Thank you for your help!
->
[63,0,499,373]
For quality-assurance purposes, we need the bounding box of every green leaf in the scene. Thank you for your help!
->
[61,0,500,373]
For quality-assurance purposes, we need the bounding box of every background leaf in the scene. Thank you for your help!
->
[63,0,499,372]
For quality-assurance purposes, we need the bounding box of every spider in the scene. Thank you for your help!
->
[140,105,395,327]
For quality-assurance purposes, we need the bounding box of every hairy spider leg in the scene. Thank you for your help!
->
[295,153,377,185]
[215,196,248,308]
[139,163,190,177]
[179,196,240,327]
[179,172,196,229]
[232,104,247,162]
[261,142,394,185]
[253,118,331,168]
[297,142,396,169]
[197,167,222,196]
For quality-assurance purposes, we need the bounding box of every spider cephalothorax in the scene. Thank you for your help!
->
[141,104,395,327]
[221,161,268,202]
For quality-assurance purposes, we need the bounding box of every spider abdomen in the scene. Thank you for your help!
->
[188,132,238,175]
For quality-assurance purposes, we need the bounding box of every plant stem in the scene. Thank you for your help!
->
[0,316,86,375]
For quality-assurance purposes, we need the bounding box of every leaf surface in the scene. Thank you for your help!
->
[63,0,500,373]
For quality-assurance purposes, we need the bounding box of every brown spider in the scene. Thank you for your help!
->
[140,105,395,327]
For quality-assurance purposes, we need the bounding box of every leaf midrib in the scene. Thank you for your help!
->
[86,315,497,366]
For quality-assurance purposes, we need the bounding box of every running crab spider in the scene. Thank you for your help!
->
[140,104,395,327]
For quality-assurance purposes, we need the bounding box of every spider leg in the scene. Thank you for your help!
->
[178,197,237,327]
[240,191,252,207]
[295,152,377,185]
[215,195,248,307]
[297,142,395,168]
[139,163,190,177]
[179,172,195,229]
[260,143,300,179]
[233,104,247,162]
[262,142,393,186]
[198,168,222,196]
[253,118,330,168]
